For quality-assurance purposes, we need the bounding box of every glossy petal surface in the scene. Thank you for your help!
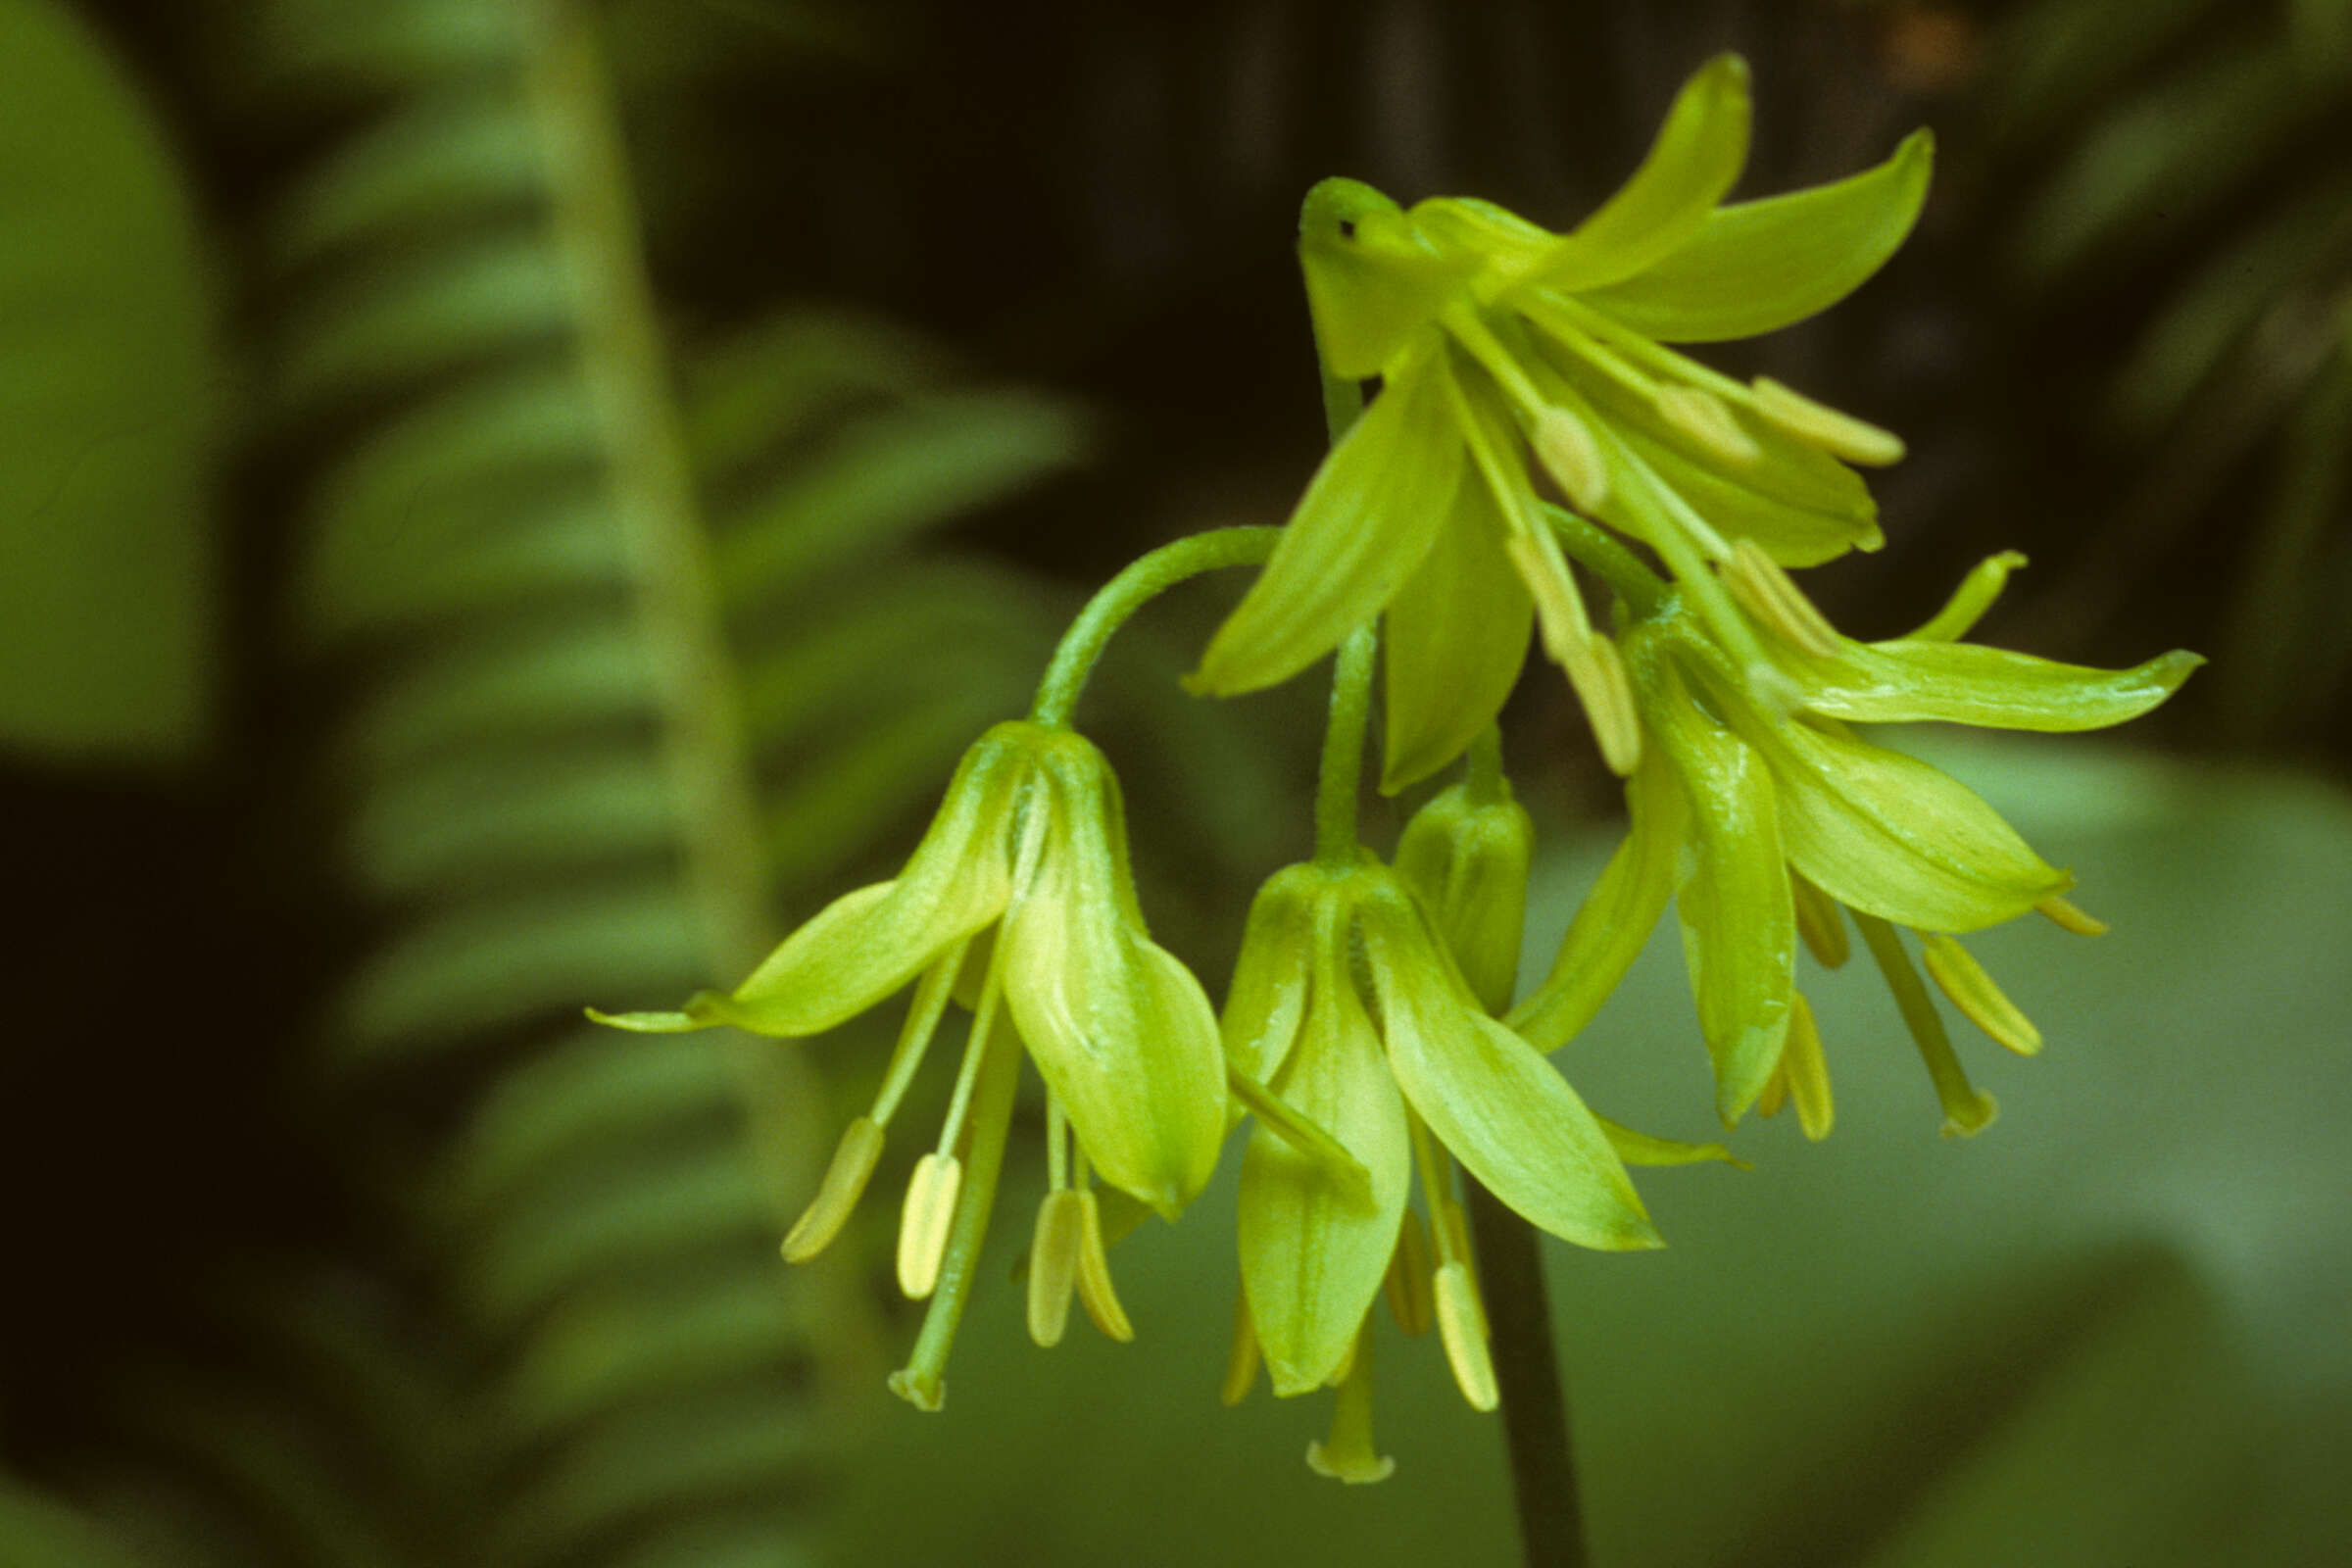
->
[1238,915,1412,1396]
[1360,882,1658,1251]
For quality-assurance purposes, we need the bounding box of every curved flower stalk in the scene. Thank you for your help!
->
[1511,551,2201,1136]
[1190,52,1934,792]
[1217,848,1657,1481]
[592,719,1227,1407]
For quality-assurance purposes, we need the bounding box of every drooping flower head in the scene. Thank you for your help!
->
[1191,53,1933,792]
[1217,834,1657,1481]
[593,719,1227,1407]
[1510,549,2202,1136]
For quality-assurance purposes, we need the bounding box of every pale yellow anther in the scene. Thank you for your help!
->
[1655,383,1761,466]
[896,1152,961,1299]
[1382,1210,1436,1338]
[1434,1261,1498,1412]
[1531,405,1612,511]
[1504,533,1643,776]
[1920,934,2043,1056]
[2036,895,2108,937]
[1749,376,1906,466]
[1025,1190,1086,1348]
[1783,991,1834,1142]
[1791,874,1851,968]
[782,1115,885,1263]
[1220,1291,1261,1407]
[1724,539,1843,660]
[1070,1190,1135,1343]
[1573,633,1645,778]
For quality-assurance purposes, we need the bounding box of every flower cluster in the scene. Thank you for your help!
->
[590,53,2197,1479]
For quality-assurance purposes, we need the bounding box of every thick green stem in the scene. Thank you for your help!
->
[1029,526,1282,727]
[1464,1179,1590,1568]
[1313,624,1378,865]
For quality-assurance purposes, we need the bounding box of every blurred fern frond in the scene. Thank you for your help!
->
[46,0,1085,1562]
[1995,0,2352,745]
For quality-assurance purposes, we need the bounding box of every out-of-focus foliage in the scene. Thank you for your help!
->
[0,0,218,762]
[1993,0,2352,747]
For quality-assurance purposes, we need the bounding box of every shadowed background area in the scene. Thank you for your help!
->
[2,1,2346,1564]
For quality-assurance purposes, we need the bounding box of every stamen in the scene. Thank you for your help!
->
[1220,1289,1261,1406]
[1434,1260,1498,1412]
[1724,539,1843,660]
[897,1152,963,1298]
[1503,530,1642,775]
[930,957,1007,1164]
[1025,1189,1085,1347]
[781,1115,885,1262]
[1908,551,2029,642]
[1655,384,1761,466]
[1070,1189,1135,1343]
[1784,991,1834,1141]
[1045,1096,1071,1193]
[868,937,971,1128]
[1304,1327,1396,1484]
[1920,934,2043,1056]
[1749,376,1906,466]
[2036,894,2108,937]
[1791,873,1851,967]
[1383,1210,1436,1337]
[1531,406,1612,511]
[1796,879,1853,963]
[1853,912,1996,1138]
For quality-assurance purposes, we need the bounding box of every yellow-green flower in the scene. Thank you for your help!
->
[1190,53,1932,791]
[1218,850,1656,1480]
[592,719,1226,1406]
[1512,552,2201,1135]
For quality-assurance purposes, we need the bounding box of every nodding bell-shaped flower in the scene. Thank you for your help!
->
[1511,550,2202,1137]
[591,720,1227,1408]
[1190,51,1933,792]
[1218,842,1657,1481]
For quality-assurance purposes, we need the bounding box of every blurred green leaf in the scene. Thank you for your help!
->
[0,0,219,763]
[0,1478,151,1568]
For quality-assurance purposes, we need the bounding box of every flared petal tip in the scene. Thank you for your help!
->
[1694,51,1750,96]
[584,1005,708,1033]
[2148,649,2207,694]
[1617,1213,1668,1252]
